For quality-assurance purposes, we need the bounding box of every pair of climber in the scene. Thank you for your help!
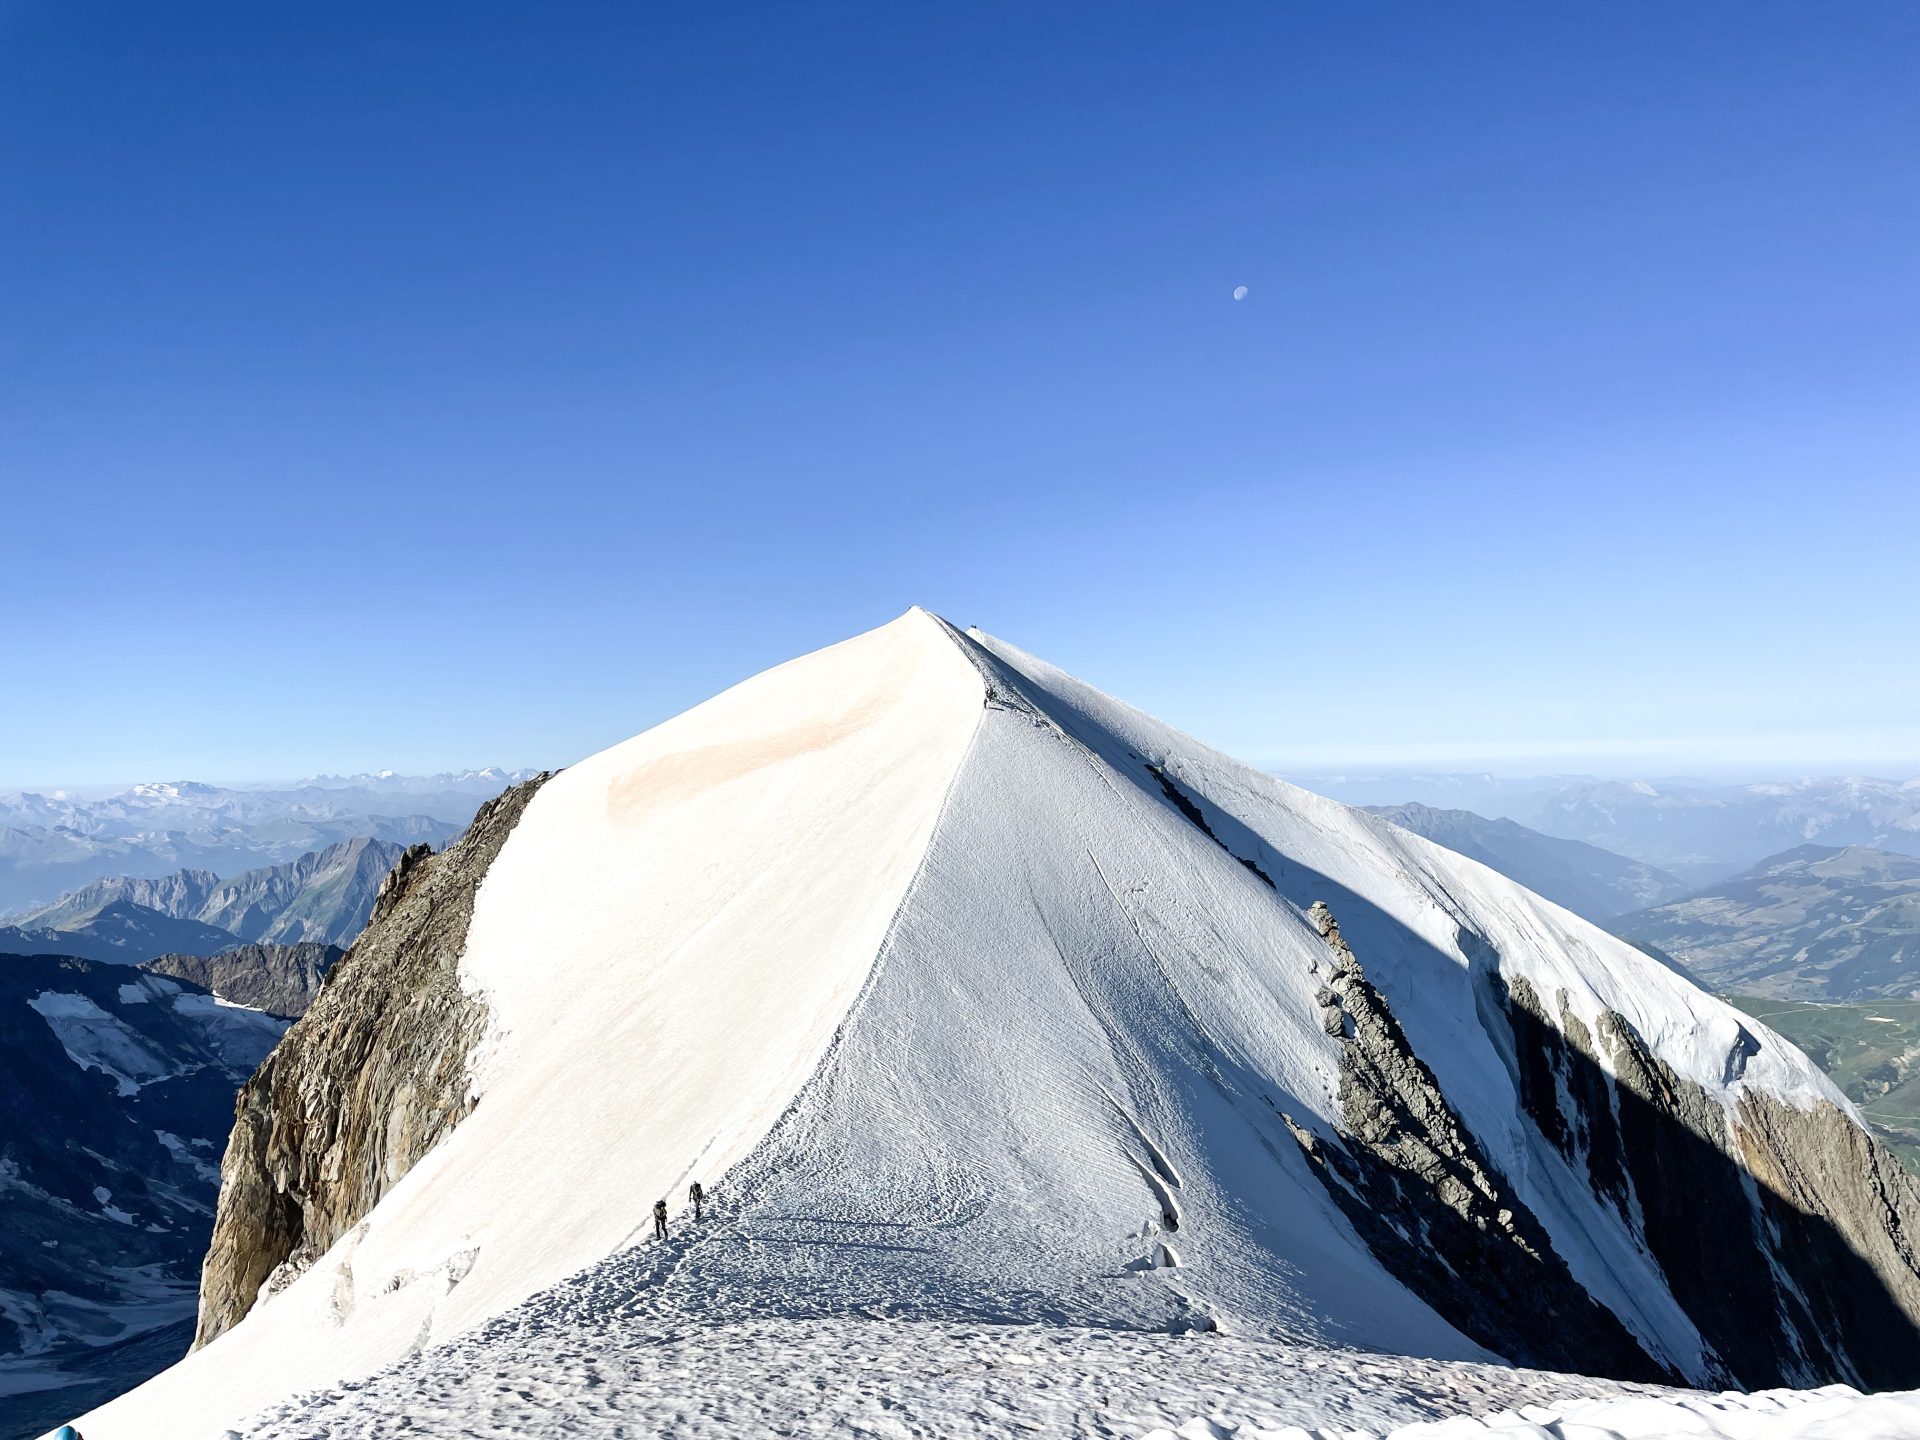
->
[652,1180,704,1240]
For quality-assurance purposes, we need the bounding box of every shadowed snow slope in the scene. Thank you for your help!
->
[75,611,1920,1439]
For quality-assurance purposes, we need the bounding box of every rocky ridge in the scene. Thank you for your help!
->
[1493,968,1920,1389]
[192,775,552,1347]
[142,942,343,1020]
[1288,901,1671,1383]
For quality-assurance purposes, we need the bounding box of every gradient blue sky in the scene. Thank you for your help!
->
[3,2,1916,787]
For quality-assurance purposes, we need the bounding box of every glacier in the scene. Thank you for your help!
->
[65,610,1920,1440]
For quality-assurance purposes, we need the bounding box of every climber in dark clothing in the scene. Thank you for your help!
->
[653,1198,668,1241]
[689,1180,704,1221]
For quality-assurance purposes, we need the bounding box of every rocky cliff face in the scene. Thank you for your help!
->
[1288,902,1675,1384]
[1290,899,1920,1390]
[1488,952,1920,1388]
[191,775,550,1348]
[143,942,343,1020]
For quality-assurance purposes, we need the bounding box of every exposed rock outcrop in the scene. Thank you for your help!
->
[191,775,552,1348]
[143,942,343,1019]
[1148,764,1276,888]
[1492,968,1920,1389]
[1289,902,1673,1383]
[1291,893,1920,1389]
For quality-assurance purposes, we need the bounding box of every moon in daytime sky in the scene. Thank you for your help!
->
[1232,285,1249,301]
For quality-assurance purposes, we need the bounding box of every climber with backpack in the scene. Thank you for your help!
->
[653,1197,668,1241]
[689,1180,704,1221]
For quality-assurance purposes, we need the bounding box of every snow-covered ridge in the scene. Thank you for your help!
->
[967,626,1842,1119]
[79,610,986,1438]
[449,607,984,1327]
[74,610,1920,1440]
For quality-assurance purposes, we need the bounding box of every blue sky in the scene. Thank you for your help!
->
[2,2,1916,786]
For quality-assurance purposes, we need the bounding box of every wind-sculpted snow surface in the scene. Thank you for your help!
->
[71,610,1920,1439]
[1167,1385,1920,1439]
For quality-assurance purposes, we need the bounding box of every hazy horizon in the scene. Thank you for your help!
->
[9,756,1919,801]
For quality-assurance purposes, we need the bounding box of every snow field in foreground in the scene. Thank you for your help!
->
[221,1316,1688,1440]
[1424,1386,1920,1440]
[1156,1383,1920,1439]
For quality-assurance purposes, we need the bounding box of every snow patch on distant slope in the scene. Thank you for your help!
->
[166,991,288,1065]
[26,993,172,1095]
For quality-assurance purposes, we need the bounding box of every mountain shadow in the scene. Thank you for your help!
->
[1125,754,1920,1390]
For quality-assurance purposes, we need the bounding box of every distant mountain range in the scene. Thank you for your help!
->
[10,837,407,952]
[1362,803,1688,922]
[0,769,538,913]
[1297,772,1920,887]
[1361,807,1920,1169]
[1531,778,1920,884]
[1611,845,1920,1001]
[294,768,534,800]
[0,843,372,1429]
[0,902,243,966]
[1359,805,1920,1004]
[1286,771,1589,816]
[0,793,472,1432]
[0,841,404,976]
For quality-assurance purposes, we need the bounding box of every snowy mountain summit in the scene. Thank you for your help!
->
[78,611,1920,1439]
